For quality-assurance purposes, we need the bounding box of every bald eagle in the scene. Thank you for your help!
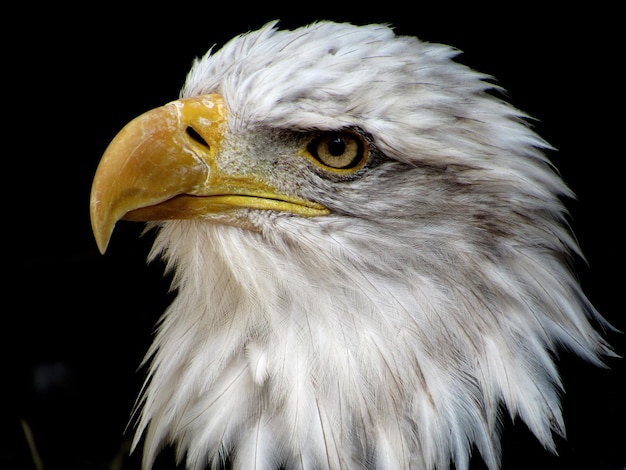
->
[90,21,614,470]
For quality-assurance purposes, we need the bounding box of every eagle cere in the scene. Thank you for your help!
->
[90,20,614,470]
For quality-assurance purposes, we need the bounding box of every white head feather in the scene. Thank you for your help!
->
[128,20,613,469]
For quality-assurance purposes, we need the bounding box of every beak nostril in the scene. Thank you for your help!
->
[186,126,210,149]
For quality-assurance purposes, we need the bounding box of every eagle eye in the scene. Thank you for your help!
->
[306,131,367,171]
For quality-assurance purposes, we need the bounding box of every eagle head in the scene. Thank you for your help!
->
[90,20,614,470]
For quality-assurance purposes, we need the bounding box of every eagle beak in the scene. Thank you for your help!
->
[90,94,328,254]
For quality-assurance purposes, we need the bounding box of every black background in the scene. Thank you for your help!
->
[4,3,624,470]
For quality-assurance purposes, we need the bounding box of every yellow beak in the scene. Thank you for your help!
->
[90,94,328,254]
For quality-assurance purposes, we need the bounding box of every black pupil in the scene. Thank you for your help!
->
[327,136,346,156]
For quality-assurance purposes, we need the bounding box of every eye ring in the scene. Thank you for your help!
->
[306,131,367,170]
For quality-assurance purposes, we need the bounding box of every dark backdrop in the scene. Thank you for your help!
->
[4,3,623,470]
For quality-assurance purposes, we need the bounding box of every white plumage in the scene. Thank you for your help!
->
[90,20,614,470]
